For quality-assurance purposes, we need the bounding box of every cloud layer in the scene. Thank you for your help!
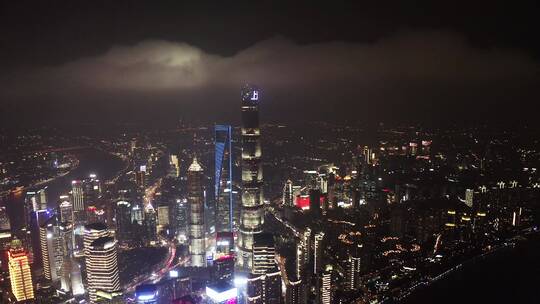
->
[2,30,539,123]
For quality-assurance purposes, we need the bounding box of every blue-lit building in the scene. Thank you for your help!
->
[215,124,233,233]
[136,284,158,304]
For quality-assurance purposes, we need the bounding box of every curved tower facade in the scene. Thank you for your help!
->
[238,84,264,269]
[188,157,206,267]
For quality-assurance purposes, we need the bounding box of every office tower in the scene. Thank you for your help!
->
[59,200,74,223]
[188,157,205,267]
[136,165,147,189]
[295,242,305,279]
[0,206,11,244]
[24,187,47,228]
[144,205,157,243]
[249,234,282,304]
[40,216,63,282]
[72,180,86,224]
[83,223,110,257]
[239,84,264,270]
[465,189,474,208]
[247,269,282,304]
[8,238,35,301]
[170,154,180,177]
[247,273,264,304]
[253,233,276,275]
[285,279,306,304]
[213,255,235,282]
[58,222,78,294]
[314,232,324,275]
[115,201,132,243]
[283,180,294,206]
[172,198,188,243]
[320,265,333,304]
[157,205,170,227]
[136,284,158,304]
[131,204,144,226]
[215,124,233,233]
[206,281,238,304]
[86,236,121,304]
[215,231,234,260]
[309,189,322,217]
[346,250,361,291]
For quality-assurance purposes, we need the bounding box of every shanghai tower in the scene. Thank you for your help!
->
[238,84,264,269]
[188,157,205,267]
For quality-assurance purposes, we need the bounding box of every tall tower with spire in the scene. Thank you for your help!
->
[188,157,205,267]
[238,84,264,269]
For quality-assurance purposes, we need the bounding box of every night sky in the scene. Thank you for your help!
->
[1,1,539,128]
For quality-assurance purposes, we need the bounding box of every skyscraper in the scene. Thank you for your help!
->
[86,236,121,304]
[283,180,294,206]
[215,124,233,233]
[40,216,63,282]
[8,238,34,302]
[83,223,110,257]
[59,200,74,223]
[187,157,205,267]
[314,232,324,275]
[253,233,276,275]
[115,201,132,243]
[320,265,333,304]
[239,84,264,269]
[72,180,85,224]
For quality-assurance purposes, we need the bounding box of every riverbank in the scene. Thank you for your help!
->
[402,233,540,304]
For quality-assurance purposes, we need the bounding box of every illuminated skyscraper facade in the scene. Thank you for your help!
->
[83,223,110,257]
[188,158,205,267]
[215,124,233,233]
[238,84,264,269]
[8,239,34,302]
[40,217,63,282]
[72,180,85,224]
[86,236,120,304]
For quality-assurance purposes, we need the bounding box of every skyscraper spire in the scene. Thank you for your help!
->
[238,84,264,270]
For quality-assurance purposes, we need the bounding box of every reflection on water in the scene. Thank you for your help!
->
[2,148,124,232]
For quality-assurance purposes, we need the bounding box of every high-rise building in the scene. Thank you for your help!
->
[143,205,157,243]
[213,255,235,282]
[239,84,264,270]
[283,180,294,206]
[86,236,121,304]
[188,158,205,267]
[320,265,333,304]
[253,233,276,275]
[115,201,132,243]
[215,124,233,233]
[215,231,234,260]
[346,250,361,291]
[40,216,63,282]
[24,187,47,228]
[314,232,324,275]
[59,200,74,223]
[8,238,35,301]
[83,223,110,257]
[172,198,188,243]
[136,166,147,189]
[0,206,11,245]
[72,180,86,224]
[285,279,306,304]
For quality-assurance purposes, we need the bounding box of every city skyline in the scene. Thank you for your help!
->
[1,3,540,304]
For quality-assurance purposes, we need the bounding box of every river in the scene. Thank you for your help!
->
[402,234,540,303]
[2,148,125,232]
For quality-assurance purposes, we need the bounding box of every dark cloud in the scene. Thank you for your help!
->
[1,30,539,125]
